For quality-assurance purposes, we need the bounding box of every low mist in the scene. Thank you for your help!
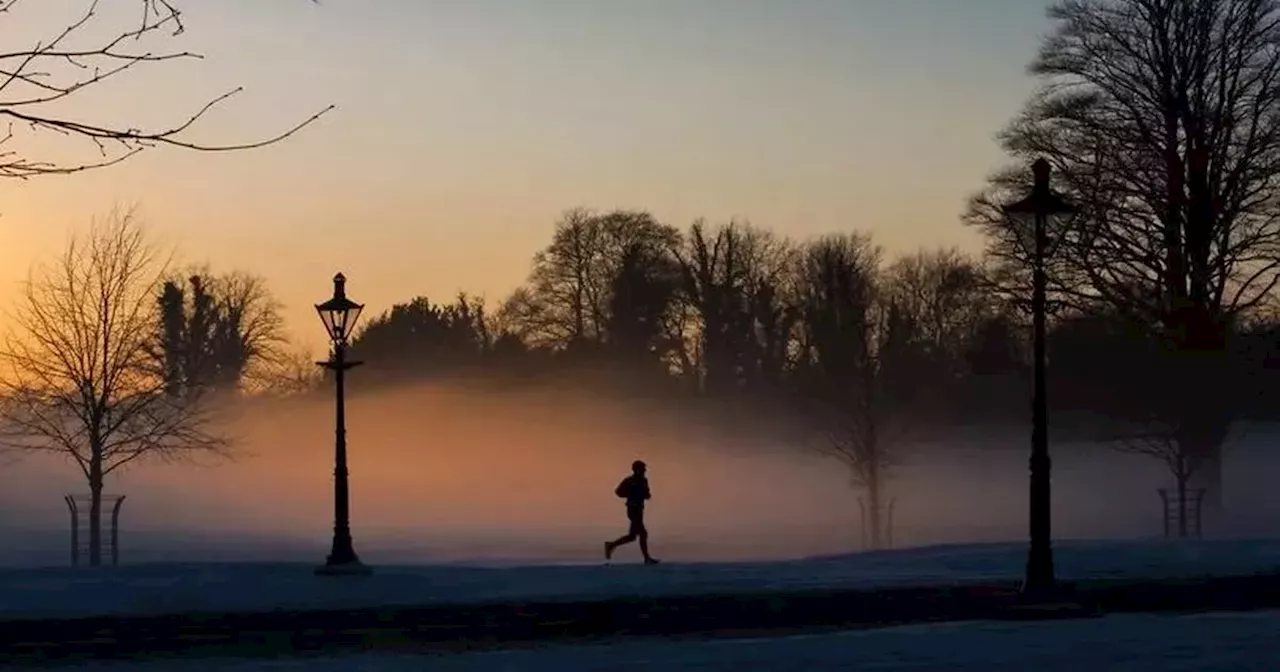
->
[3,382,1280,568]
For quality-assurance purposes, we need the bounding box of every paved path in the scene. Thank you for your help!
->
[10,572,1280,666]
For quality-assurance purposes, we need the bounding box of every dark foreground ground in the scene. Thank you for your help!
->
[8,572,1280,667]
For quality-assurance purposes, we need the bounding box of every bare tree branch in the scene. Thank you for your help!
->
[0,0,331,178]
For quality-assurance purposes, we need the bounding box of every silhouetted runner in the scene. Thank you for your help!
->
[605,460,659,564]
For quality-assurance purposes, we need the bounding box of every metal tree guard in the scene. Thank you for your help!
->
[1158,487,1207,538]
[64,494,126,567]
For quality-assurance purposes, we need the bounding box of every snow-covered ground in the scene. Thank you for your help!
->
[3,537,1280,620]
[69,610,1280,671]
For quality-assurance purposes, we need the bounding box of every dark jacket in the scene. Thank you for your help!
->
[615,475,651,509]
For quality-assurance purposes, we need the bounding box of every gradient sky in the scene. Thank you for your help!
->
[0,0,1053,351]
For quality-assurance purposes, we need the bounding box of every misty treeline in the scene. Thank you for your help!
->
[337,207,1280,545]
[344,0,1280,545]
[7,0,1280,560]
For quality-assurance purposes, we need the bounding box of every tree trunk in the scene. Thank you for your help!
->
[1187,441,1223,516]
[1172,306,1229,522]
[866,468,883,550]
[1179,407,1228,524]
[88,458,104,567]
[1176,468,1189,538]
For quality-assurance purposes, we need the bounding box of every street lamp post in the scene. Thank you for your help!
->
[314,272,371,576]
[1003,159,1074,597]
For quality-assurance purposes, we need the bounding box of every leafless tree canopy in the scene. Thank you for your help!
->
[0,210,228,478]
[213,272,288,387]
[968,0,1280,326]
[882,248,993,372]
[0,0,331,177]
[250,345,324,397]
[161,266,289,392]
[1115,426,1200,483]
[962,0,1280,507]
[670,220,796,392]
[501,209,681,349]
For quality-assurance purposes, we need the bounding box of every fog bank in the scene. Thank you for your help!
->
[1,382,1278,567]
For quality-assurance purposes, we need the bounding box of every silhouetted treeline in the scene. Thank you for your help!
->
[333,209,1280,427]
[291,0,1280,541]
[314,207,1280,543]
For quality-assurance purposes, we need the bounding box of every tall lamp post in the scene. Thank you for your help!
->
[314,272,371,576]
[1002,159,1074,596]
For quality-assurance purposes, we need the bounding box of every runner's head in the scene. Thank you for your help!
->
[632,460,646,475]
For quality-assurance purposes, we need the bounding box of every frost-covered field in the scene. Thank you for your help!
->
[2,537,1279,620]
[69,610,1280,671]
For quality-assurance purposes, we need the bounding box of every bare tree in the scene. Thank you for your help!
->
[251,344,324,397]
[795,234,911,550]
[605,238,682,377]
[879,248,1004,426]
[966,0,1280,509]
[883,248,991,373]
[1113,424,1214,537]
[157,269,288,393]
[671,220,786,395]
[0,0,330,178]
[501,209,679,350]
[741,232,801,392]
[502,209,600,347]
[207,271,288,390]
[0,211,228,565]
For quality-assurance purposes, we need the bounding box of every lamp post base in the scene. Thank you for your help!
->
[314,559,372,576]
